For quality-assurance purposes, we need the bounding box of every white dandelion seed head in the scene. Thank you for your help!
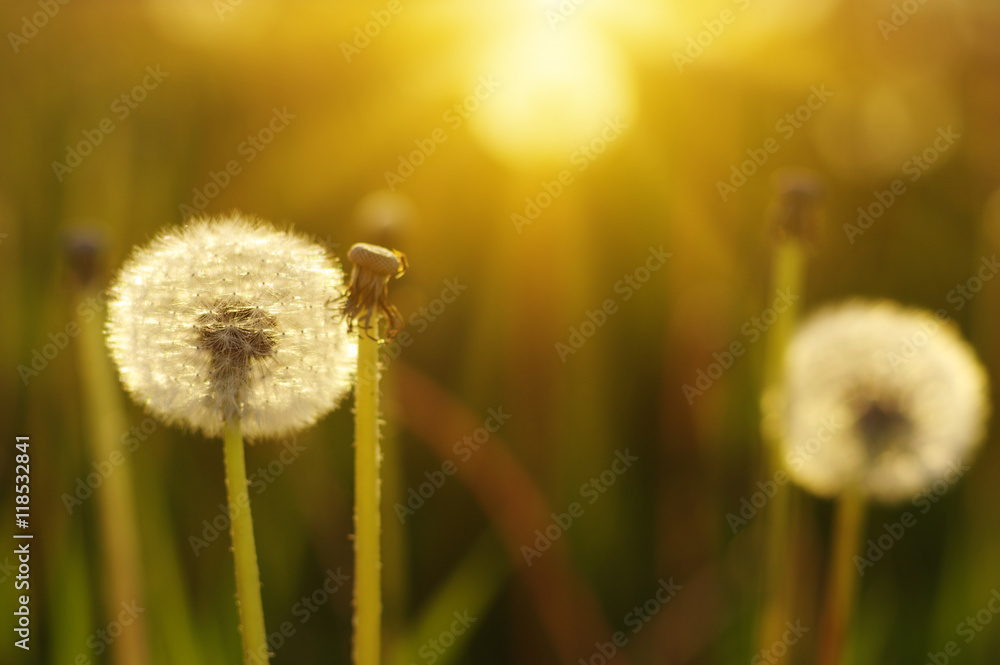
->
[774,300,990,503]
[105,214,357,440]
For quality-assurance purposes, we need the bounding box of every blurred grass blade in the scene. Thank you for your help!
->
[388,530,508,665]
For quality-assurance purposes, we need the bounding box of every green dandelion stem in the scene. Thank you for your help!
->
[354,330,383,665]
[223,420,269,665]
[757,238,804,654]
[762,240,803,387]
[818,492,866,665]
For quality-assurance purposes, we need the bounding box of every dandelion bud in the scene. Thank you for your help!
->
[64,226,106,287]
[767,168,825,243]
[105,215,356,439]
[773,300,990,503]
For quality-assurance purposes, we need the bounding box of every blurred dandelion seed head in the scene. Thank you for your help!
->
[105,215,356,439]
[773,300,990,502]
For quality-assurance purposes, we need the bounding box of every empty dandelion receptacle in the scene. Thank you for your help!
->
[768,299,990,665]
[342,241,406,665]
[106,215,355,665]
[343,242,407,339]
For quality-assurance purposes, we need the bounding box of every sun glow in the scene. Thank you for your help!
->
[467,19,636,170]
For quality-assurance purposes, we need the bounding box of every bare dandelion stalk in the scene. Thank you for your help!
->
[757,172,817,656]
[67,230,151,665]
[342,242,406,665]
[354,331,382,665]
[105,216,356,665]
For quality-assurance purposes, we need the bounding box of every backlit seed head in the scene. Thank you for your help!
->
[770,300,990,503]
[105,215,356,439]
[342,242,407,340]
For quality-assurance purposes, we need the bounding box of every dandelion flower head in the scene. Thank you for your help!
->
[106,215,356,439]
[775,300,989,502]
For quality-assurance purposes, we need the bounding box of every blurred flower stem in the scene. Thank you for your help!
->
[757,237,804,656]
[817,492,866,665]
[762,242,804,388]
[354,330,383,665]
[223,420,269,664]
[75,285,150,665]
